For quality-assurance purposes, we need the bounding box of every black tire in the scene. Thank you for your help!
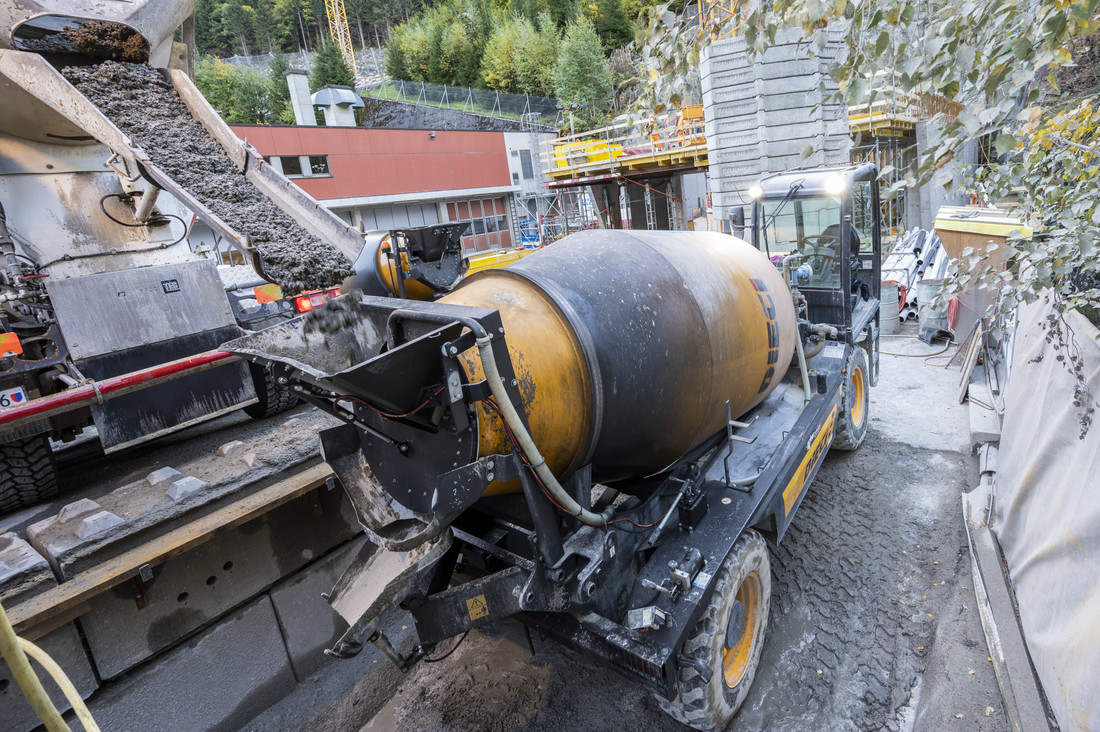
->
[0,434,59,515]
[833,345,869,451]
[243,362,299,419]
[657,530,771,731]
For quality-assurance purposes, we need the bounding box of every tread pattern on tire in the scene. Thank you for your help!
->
[657,530,771,731]
[244,363,299,419]
[833,345,869,451]
[0,434,58,514]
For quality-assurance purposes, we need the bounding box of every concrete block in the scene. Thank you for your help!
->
[969,382,1002,445]
[86,595,297,732]
[145,467,182,487]
[269,537,366,681]
[1,534,98,732]
[216,440,243,457]
[76,509,125,540]
[165,476,207,503]
[77,483,360,679]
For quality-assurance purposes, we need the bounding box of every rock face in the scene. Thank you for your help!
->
[64,61,354,294]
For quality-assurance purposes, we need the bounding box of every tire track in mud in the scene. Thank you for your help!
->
[734,432,974,731]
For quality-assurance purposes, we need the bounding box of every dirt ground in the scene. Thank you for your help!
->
[239,327,1008,732]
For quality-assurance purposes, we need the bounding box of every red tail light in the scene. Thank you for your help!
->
[294,295,314,312]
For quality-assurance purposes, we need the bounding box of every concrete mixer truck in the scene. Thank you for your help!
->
[227,162,882,729]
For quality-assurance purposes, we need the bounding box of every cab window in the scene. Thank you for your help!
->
[759,196,844,289]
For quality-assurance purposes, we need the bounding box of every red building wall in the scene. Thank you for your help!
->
[229,125,512,201]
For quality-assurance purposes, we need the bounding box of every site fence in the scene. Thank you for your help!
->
[363,80,560,130]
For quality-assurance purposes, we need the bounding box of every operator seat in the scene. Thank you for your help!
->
[821,223,868,301]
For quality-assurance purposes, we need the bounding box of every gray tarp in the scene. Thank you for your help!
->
[994,299,1100,731]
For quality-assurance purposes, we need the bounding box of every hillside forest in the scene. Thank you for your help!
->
[194,0,677,128]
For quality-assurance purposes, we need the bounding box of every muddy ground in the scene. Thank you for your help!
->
[63,62,354,293]
[239,328,1008,732]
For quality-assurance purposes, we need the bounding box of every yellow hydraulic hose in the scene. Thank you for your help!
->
[475,333,614,527]
[0,598,69,731]
[0,597,101,731]
[19,637,101,732]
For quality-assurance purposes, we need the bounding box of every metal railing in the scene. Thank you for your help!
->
[539,108,708,179]
[363,80,559,129]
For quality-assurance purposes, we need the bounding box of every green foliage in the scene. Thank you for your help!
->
[387,0,500,88]
[195,56,272,123]
[553,16,613,127]
[195,56,237,114]
[230,66,275,122]
[481,14,561,94]
[267,53,297,123]
[640,0,1100,430]
[220,0,255,56]
[593,0,633,52]
[310,41,356,91]
[546,0,577,28]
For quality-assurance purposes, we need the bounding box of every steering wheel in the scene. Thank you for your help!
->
[796,235,839,278]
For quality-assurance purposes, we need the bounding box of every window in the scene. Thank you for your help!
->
[512,173,520,184]
[450,197,511,254]
[280,156,302,176]
[520,150,534,180]
[309,156,330,175]
[759,195,844,289]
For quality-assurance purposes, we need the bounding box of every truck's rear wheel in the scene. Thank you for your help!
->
[244,362,299,419]
[833,345,869,450]
[0,434,58,514]
[657,530,771,731]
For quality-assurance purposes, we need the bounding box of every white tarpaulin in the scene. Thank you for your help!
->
[994,299,1100,731]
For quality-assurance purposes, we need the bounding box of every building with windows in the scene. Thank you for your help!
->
[223,123,554,257]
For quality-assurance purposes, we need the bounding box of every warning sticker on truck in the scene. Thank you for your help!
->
[781,404,838,516]
[466,594,489,620]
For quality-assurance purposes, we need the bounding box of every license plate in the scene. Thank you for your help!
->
[0,386,27,409]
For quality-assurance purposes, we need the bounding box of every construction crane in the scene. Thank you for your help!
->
[324,0,359,77]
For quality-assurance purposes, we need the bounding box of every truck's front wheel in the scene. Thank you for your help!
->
[0,434,58,514]
[657,530,771,731]
[833,345,869,450]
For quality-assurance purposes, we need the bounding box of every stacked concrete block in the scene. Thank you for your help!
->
[269,536,366,681]
[0,533,97,732]
[701,27,852,218]
[86,595,297,732]
[27,479,360,680]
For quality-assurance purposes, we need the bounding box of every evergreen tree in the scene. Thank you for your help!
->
[553,17,612,127]
[310,40,356,90]
[268,53,297,123]
[546,0,576,29]
[385,31,411,79]
[194,0,222,55]
[594,0,633,53]
[251,0,284,53]
[220,0,255,56]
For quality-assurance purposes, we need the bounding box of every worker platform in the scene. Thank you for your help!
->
[540,107,709,188]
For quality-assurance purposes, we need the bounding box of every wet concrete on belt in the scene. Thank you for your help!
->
[63,61,354,294]
[239,334,1009,732]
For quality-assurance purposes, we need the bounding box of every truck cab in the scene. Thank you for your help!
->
[748,163,882,380]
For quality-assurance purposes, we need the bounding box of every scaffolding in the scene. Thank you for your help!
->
[851,135,915,238]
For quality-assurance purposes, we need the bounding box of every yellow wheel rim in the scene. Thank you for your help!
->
[722,571,761,688]
[850,365,865,428]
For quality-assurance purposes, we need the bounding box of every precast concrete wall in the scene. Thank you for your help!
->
[700,27,851,222]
